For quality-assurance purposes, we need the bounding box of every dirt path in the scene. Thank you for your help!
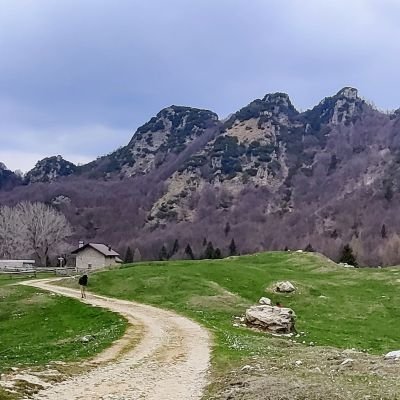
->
[21,279,211,400]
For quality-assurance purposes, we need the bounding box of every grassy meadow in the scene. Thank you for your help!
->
[0,275,127,374]
[77,252,400,359]
[3,251,400,399]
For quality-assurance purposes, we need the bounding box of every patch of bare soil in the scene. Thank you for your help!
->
[208,343,400,400]
[3,279,211,400]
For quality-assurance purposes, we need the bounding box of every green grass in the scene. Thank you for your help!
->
[77,251,400,368]
[0,275,127,373]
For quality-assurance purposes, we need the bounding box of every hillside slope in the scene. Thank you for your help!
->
[2,88,400,265]
[74,252,400,399]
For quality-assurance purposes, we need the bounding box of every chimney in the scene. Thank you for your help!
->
[78,240,84,248]
[108,245,112,251]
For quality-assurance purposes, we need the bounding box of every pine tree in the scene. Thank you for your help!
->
[229,238,237,256]
[381,224,387,239]
[185,243,195,260]
[204,241,215,259]
[304,243,314,252]
[339,244,357,266]
[159,245,168,261]
[224,222,231,237]
[202,237,207,246]
[171,239,179,257]
[214,248,222,259]
[384,182,393,201]
[124,246,134,263]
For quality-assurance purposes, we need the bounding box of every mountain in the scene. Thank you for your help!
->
[25,155,77,184]
[80,106,219,179]
[0,163,22,191]
[1,88,400,266]
[148,88,369,224]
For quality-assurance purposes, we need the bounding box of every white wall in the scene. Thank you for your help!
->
[75,248,119,272]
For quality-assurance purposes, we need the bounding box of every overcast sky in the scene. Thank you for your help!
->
[1,0,400,171]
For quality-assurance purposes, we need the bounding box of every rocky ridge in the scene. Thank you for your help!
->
[2,87,400,265]
[25,156,77,184]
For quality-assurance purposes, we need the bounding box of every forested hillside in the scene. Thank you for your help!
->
[2,88,400,265]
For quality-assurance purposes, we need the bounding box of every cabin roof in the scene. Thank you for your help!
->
[71,243,120,257]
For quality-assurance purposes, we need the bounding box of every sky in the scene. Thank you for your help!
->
[1,0,400,171]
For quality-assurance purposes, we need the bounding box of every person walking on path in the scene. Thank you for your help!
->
[78,274,88,299]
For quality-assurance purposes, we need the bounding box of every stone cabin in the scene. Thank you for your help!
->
[72,242,123,272]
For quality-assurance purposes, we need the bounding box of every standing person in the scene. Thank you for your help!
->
[78,274,88,299]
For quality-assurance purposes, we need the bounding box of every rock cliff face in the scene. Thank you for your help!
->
[0,163,22,190]
[2,87,400,265]
[147,88,371,226]
[25,156,77,184]
[82,106,219,179]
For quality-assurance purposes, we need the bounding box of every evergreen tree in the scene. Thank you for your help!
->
[214,248,222,259]
[339,244,357,266]
[159,245,168,261]
[204,241,215,259]
[185,243,195,260]
[384,181,393,201]
[331,230,338,239]
[304,243,314,252]
[284,246,289,251]
[202,237,207,246]
[224,222,231,237]
[381,224,387,239]
[229,238,237,256]
[124,246,134,263]
[171,239,179,257]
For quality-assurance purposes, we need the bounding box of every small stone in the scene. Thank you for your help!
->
[80,335,94,343]
[340,358,354,367]
[384,350,400,360]
[259,297,272,306]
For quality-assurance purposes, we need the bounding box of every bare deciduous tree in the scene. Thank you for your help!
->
[0,202,72,265]
[0,205,24,258]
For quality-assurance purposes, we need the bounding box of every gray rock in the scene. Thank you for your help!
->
[245,305,296,334]
[80,335,94,343]
[274,281,296,293]
[258,297,272,305]
[384,350,400,360]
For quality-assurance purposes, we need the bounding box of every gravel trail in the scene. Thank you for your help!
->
[21,279,211,400]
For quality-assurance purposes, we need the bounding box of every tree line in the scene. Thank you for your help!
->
[124,238,238,263]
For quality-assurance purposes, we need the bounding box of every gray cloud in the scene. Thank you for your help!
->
[1,0,400,170]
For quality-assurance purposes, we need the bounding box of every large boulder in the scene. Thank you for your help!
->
[245,305,296,334]
[274,281,296,293]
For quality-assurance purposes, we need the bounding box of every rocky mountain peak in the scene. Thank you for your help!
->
[0,162,22,190]
[91,106,220,178]
[303,87,364,129]
[336,86,358,100]
[134,105,218,138]
[262,92,292,107]
[25,155,77,184]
